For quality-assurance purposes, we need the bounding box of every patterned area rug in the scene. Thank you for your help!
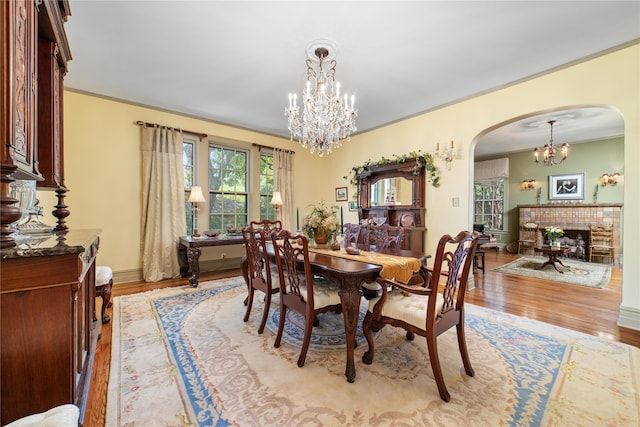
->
[493,256,612,288]
[107,277,639,426]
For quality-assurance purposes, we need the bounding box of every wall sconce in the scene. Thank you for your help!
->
[601,173,620,186]
[188,186,206,237]
[434,140,455,170]
[521,179,535,190]
[270,191,283,219]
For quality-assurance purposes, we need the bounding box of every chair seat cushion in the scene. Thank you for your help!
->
[368,289,444,330]
[5,404,79,427]
[96,266,113,286]
[294,274,341,308]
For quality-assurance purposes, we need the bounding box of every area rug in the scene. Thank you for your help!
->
[493,256,612,288]
[106,277,639,426]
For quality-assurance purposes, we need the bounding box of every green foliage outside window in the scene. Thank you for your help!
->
[474,180,505,231]
[208,146,248,231]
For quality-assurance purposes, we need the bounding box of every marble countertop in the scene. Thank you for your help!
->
[1,229,102,259]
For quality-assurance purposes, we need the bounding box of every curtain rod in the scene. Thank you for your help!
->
[135,121,208,138]
[252,143,295,154]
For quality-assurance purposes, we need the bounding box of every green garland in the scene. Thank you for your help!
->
[343,150,441,190]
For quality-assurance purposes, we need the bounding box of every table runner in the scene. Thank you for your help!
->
[308,247,422,284]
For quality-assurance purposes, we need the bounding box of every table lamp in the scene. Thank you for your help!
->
[270,191,283,220]
[188,186,206,237]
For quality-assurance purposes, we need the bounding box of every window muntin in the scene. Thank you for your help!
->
[474,179,505,231]
[259,154,276,221]
[183,139,195,235]
[208,146,248,231]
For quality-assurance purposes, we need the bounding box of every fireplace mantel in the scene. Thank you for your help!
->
[518,203,622,265]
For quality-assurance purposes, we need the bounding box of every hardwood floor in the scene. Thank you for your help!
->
[84,252,638,427]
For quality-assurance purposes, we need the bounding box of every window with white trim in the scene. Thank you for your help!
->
[208,145,248,231]
[259,154,277,221]
[474,179,505,231]
[183,138,196,235]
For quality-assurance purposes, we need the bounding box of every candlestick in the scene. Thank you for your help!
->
[340,206,344,232]
[296,208,300,231]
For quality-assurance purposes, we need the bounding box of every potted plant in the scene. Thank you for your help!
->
[544,226,564,247]
[302,201,340,248]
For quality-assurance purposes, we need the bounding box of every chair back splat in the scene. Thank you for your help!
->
[342,223,362,246]
[362,230,480,402]
[241,220,282,334]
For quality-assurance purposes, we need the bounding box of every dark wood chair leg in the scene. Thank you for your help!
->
[100,279,112,324]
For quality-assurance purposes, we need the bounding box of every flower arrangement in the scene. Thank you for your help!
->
[544,226,565,242]
[302,201,340,241]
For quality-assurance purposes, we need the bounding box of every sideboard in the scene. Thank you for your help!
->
[1,230,101,425]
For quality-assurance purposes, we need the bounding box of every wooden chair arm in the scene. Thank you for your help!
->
[376,276,433,297]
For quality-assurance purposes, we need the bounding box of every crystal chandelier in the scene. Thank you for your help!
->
[534,120,569,165]
[285,44,357,157]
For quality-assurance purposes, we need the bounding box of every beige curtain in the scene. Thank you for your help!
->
[141,126,186,282]
[273,149,294,230]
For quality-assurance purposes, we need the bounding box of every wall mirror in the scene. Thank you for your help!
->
[370,177,413,206]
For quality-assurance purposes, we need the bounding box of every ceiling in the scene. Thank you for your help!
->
[63,1,638,157]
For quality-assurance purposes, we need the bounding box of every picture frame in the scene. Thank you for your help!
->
[549,173,585,200]
[348,201,358,211]
[335,187,348,201]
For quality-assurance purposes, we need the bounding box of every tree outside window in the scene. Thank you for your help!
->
[183,139,195,235]
[474,179,505,231]
[208,146,248,231]
[259,154,276,221]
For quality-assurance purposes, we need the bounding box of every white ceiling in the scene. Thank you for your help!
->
[63,1,638,157]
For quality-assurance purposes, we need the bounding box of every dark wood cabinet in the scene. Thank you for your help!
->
[1,0,72,248]
[355,158,427,251]
[1,230,101,426]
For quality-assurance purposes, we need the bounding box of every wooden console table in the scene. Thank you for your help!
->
[178,234,244,286]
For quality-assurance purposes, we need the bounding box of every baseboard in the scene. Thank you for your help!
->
[111,258,243,285]
[617,304,640,331]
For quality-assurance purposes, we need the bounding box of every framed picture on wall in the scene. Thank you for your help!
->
[549,173,584,200]
[336,187,348,201]
[348,201,358,211]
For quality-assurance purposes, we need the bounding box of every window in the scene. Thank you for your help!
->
[208,145,248,231]
[183,138,195,235]
[259,154,276,221]
[474,179,505,231]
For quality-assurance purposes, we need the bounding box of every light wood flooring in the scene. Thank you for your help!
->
[84,251,638,427]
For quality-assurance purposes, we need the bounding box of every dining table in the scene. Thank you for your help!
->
[243,243,430,383]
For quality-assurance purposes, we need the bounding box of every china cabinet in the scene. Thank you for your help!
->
[355,157,427,251]
[0,2,96,426]
[1,0,72,248]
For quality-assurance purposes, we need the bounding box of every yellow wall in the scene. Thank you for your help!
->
[313,44,639,324]
[51,43,638,326]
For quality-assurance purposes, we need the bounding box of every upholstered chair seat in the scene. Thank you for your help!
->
[367,290,444,329]
[5,404,79,427]
[294,274,342,308]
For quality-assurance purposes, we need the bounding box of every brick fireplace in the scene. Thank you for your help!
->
[518,203,622,265]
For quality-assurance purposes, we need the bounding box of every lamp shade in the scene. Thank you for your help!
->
[188,186,205,203]
[270,191,283,206]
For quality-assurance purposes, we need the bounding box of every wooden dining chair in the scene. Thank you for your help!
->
[365,223,404,250]
[518,222,539,254]
[241,220,282,334]
[271,229,342,367]
[362,230,480,402]
[589,223,614,264]
[342,223,362,247]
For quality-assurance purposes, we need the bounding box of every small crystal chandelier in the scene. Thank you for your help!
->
[534,120,569,165]
[285,42,357,157]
